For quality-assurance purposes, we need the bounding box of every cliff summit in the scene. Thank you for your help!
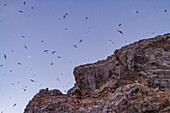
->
[24,33,170,113]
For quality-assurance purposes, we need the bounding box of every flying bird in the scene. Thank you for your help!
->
[31,7,34,9]
[11,50,14,52]
[24,45,28,49]
[23,1,26,5]
[63,15,66,19]
[51,62,53,65]
[57,78,60,81]
[21,36,25,38]
[66,13,68,15]
[19,10,24,13]
[165,10,167,12]
[136,11,139,14]
[0,64,3,67]
[118,24,121,26]
[30,79,35,82]
[86,17,88,20]
[58,56,61,58]
[4,54,7,59]
[17,62,22,65]
[4,4,7,6]
[79,39,82,43]
[13,103,16,107]
[109,40,114,44]
[117,30,123,34]
[44,50,48,53]
[41,40,43,42]
[73,45,77,48]
[51,51,56,54]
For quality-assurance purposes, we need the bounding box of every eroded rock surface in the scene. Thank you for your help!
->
[24,33,170,113]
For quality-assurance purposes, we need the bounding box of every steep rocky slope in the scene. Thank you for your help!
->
[24,33,170,113]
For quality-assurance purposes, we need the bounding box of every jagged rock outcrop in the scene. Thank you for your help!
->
[24,33,170,113]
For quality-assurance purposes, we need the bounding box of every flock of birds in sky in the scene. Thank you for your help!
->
[0,1,168,112]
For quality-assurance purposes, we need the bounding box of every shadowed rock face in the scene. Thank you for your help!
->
[24,33,170,113]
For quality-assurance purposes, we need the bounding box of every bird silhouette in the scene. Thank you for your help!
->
[31,7,34,9]
[17,62,22,65]
[58,56,61,58]
[86,17,88,20]
[66,13,68,15]
[118,24,121,26]
[165,10,167,12]
[117,30,123,34]
[4,54,7,59]
[51,51,56,54]
[73,45,77,48]
[44,50,48,53]
[21,36,25,38]
[13,103,16,107]
[0,64,3,67]
[23,1,26,5]
[51,62,53,65]
[136,11,139,14]
[63,15,66,19]
[79,39,82,43]
[57,78,60,81]
[24,45,28,49]
[4,4,7,6]
[19,11,24,13]
[30,79,35,82]
[109,40,114,44]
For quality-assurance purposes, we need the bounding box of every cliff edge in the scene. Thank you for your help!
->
[24,33,170,113]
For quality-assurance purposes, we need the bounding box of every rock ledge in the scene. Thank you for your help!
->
[24,33,170,113]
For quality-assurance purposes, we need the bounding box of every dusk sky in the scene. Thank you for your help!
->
[0,0,170,113]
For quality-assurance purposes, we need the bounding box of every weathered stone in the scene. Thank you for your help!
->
[24,33,170,113]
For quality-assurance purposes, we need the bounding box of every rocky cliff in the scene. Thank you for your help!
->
[24,33,170,113]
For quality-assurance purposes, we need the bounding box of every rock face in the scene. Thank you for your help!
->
[24,33,170,113]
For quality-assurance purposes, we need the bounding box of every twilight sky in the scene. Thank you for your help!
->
[0,0,170,113]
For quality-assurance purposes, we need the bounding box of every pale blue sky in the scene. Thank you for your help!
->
[0,0,170,113]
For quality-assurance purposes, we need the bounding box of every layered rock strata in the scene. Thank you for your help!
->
[24,33,170,113]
